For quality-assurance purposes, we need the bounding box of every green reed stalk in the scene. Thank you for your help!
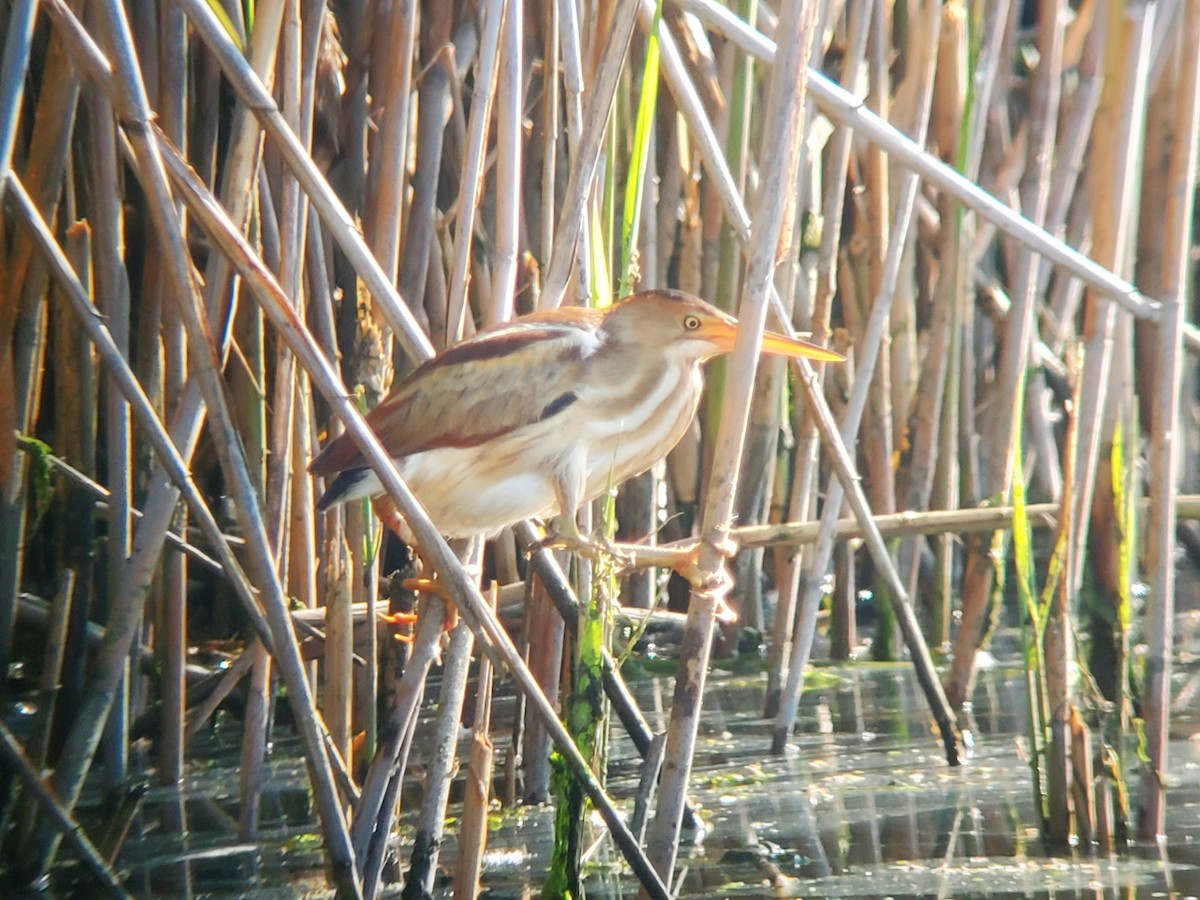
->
[618,1,661,297]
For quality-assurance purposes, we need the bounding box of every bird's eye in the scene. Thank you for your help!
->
[683,314,701,331]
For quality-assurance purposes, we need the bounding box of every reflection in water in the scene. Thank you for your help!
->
[101,625,1198,898]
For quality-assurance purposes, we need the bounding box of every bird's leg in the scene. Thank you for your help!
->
[397,538,478,633]
[361,497,420,642]
[368,497,463,635]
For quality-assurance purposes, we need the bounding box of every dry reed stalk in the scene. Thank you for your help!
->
[324,532,354,763]
[894,0,964,634]
[859,3,896,525]
[0,0,36,538]
[363,0,416,288]
[448,0,504,340]
[29,571,74,770]
[452,585,497,898]
[489,0,523,325]
[398,48,453,342]
[1068,4,1155,613]
[79,22,140,796]
[445,1,504,342]
[644,1,821,885]
[402,547,480,897]
[0,0,35,183]
[539,0,561,269]
[237,644,271,840]
[521,568,566,803]
[1139,0,1200,840]
[1041,29,1103,346]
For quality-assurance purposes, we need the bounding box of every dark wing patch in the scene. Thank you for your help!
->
[539,391,578,422]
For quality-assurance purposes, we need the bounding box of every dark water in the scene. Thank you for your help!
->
[36,614,1200,898]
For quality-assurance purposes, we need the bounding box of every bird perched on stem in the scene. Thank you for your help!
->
[309,289,842,556]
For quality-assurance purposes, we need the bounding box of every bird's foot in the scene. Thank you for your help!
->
[672,535,739,623]
[379,610,419,643]
[399,576,460,633]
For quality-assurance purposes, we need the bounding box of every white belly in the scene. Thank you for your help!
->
[403,445,560,537]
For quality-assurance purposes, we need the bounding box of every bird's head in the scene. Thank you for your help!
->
[603,289,844,365]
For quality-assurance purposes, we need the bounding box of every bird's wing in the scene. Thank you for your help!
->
[308,313,600,477]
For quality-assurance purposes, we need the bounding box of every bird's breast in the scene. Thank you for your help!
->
[576,359,703,495]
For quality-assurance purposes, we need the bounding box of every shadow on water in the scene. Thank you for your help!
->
[55,614,1200,898]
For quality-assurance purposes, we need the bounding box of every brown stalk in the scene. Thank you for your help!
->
[237,644,271,839]
[859,1,896,524]
[452,585,496,898]
[363,0,416,286]
[324,530,354,764]
[355,600,446,888]
[445,2,504,342]
[0,0,36,503]
[154,0,189,801]
[520,563,566,803]
[1068,4,1153,634]
[488,0,524,324]
[1139,0,1200,840]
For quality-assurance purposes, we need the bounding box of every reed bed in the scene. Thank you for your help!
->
[0,0,1197,896]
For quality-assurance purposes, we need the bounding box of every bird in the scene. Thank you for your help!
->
[308,289,843,548]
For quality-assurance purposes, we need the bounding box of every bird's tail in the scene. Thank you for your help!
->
[315,467,372,511]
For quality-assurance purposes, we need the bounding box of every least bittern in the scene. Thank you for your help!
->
[309,289,842,601]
